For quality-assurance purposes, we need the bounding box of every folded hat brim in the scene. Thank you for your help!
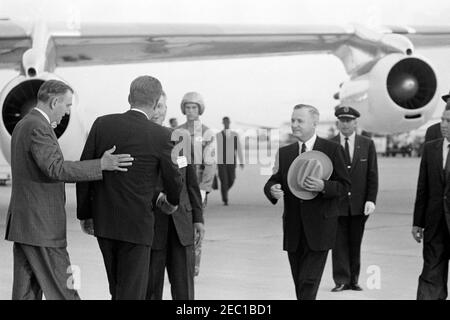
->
[287,151,333,200]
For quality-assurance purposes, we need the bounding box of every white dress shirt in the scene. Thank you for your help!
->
[298,134,317,154]
[339,132,356,162]
[443,138,450,169]
[130,108,149,120]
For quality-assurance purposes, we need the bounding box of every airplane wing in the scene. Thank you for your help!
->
[2,19,449,71]
[384,25,450,48]
[0,20,357,69]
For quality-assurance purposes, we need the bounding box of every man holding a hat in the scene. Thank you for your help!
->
[424,91,450,142]
[330,106,379,292]
[264,104,350,300]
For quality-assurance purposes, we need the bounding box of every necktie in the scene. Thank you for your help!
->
[344,137,351,168]
[301,143,306,154]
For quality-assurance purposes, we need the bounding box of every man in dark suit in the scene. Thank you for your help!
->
[76,76,182,300]
[413,102,450,300]
[263,104,350,300]
[216,116,244,205]
[146,92,204,300]
[330,106,378,292]
[424,92,450,142]
[5,80,133,300]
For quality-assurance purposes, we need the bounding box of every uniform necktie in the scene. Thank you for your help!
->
[301,143,306,154]
[344,137,351,168]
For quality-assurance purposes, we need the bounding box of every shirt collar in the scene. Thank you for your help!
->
[130,108,149,120]
[34,107,51,124]
[340,132,356,143]
[299,133,317,152]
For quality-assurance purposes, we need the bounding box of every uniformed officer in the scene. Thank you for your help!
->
[330,106,379,292]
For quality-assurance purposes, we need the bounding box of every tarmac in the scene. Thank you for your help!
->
[0,156,426,300]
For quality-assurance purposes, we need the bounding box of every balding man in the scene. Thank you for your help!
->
[5,80,132,300]
[264,104,350,300]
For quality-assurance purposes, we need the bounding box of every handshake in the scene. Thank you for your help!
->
[156,192,179,215]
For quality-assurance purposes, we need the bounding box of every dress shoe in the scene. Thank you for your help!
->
[331,284,350,292]
[350,284,363,291]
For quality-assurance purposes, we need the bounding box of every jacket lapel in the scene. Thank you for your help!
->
[287,141,299,166]
[312,136,325,152]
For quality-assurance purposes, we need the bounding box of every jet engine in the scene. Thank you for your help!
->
[0,73,85,164]
[339,54,439,134]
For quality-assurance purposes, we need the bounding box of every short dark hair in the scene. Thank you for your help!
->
[37,80,73,104]
[223,116,230,121]
[169,118,177,123]
[128,76,162,108]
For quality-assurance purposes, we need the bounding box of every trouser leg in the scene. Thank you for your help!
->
[218,165,229,203]
[226,165,236,190]
[98,237,151,300]
[13,243,80,300]
[166,220,195,300]
[417,221,450,300]
[97,237,117,300]
[12,243,43,300]
[287,223,329,300]
[115,241,151,300]
[332,216,351,285]
[349,215,369,285]
[147,248,167,300]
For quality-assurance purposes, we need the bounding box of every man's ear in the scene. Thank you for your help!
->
[49,97,58,110]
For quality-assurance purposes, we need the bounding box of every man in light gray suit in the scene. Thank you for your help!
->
[4,80,133,300]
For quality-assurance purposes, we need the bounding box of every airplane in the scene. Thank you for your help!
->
[1,18,450,165]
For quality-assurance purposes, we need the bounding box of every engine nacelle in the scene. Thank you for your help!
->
[0,73,86,164]
[339,54,439,134]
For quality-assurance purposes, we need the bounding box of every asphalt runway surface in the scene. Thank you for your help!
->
[0,157,425,300]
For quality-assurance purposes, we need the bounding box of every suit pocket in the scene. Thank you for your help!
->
[360,159,368,162]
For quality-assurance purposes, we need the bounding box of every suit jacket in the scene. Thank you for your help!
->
[76,110,182,246]
[5,109,102,248]
[413,139,450,232]
[331,134,378,216]
[264,137,351,251]
[152,164,203,250]
[424,122,442,143]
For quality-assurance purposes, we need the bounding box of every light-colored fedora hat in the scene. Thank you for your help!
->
[287,150,333,200]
